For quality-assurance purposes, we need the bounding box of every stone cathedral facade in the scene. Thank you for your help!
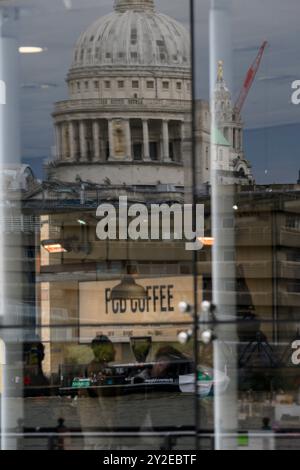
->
[48,0,253,190]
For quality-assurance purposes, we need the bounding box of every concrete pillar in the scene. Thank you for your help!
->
[61,122,68,159]
[180,120,184,162]
[55,124,61,160]
[68,121,76,161]
[92,120,101,161]
[162,119,170,161]
[79,120,88,161]
[239,129,243,150]
[125,119,132,160]
[142,119,150,160]
[229,127,233,148]
[210,0,238,451]
[108,119,114,160]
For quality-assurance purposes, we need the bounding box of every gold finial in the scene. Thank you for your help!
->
[217,60,224,82]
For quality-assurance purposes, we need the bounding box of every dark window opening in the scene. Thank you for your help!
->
[150,142,158,161]
[133,143,143,161]
[169,142,174,161]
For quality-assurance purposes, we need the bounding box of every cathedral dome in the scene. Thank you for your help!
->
[52,0,191,188]
[70,0,190,75]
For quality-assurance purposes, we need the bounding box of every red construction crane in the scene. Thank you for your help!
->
[234,41,268,114]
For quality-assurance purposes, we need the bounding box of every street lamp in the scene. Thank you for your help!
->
[110,275,147,301]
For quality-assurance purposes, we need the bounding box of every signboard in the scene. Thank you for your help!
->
[79,276,200,343]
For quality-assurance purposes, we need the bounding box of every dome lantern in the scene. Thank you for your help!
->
[114,0,155,12]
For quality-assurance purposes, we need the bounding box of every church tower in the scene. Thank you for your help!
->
[213,60,253,185]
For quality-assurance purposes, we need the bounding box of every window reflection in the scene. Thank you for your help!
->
[0,0,300,452]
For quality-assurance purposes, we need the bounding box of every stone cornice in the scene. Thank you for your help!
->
[46,160,184,169]
[67,67,191,81]
[53,98,192,118]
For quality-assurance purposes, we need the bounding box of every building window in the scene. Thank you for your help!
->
[287,251,300,262]
[131,52,138,60]
[176,82,182,90]
[118,52,125,59]
[132,81,139,89]
[286,216,300,230]
[133,143,143,161]
[131,28,137,44]
[287,281,300,293]
[106,53,111,59]
[84,81,89,90]
[94,81,99,90]
[105,81,111,89]
[169,142,174,161]
[118,81,124,89]
[77,82,81,91]
[162,81,169,90]
[147,81,154,89]
[205,147,209,170]
[150,142,158,161]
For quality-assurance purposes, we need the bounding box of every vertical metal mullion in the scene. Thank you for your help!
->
[210,0,238,451]
[189,0,200,451]
[0,6,23,450]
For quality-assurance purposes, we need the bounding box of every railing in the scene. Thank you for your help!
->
[54,98,191,114]
[4,429,300,450]
[3,427,203,451]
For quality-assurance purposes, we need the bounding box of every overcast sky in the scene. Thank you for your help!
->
[8,0,300,183]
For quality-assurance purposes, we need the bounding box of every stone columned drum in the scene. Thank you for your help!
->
[50,0,192,187]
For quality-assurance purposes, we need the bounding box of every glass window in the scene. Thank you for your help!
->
[1,0,300,454]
